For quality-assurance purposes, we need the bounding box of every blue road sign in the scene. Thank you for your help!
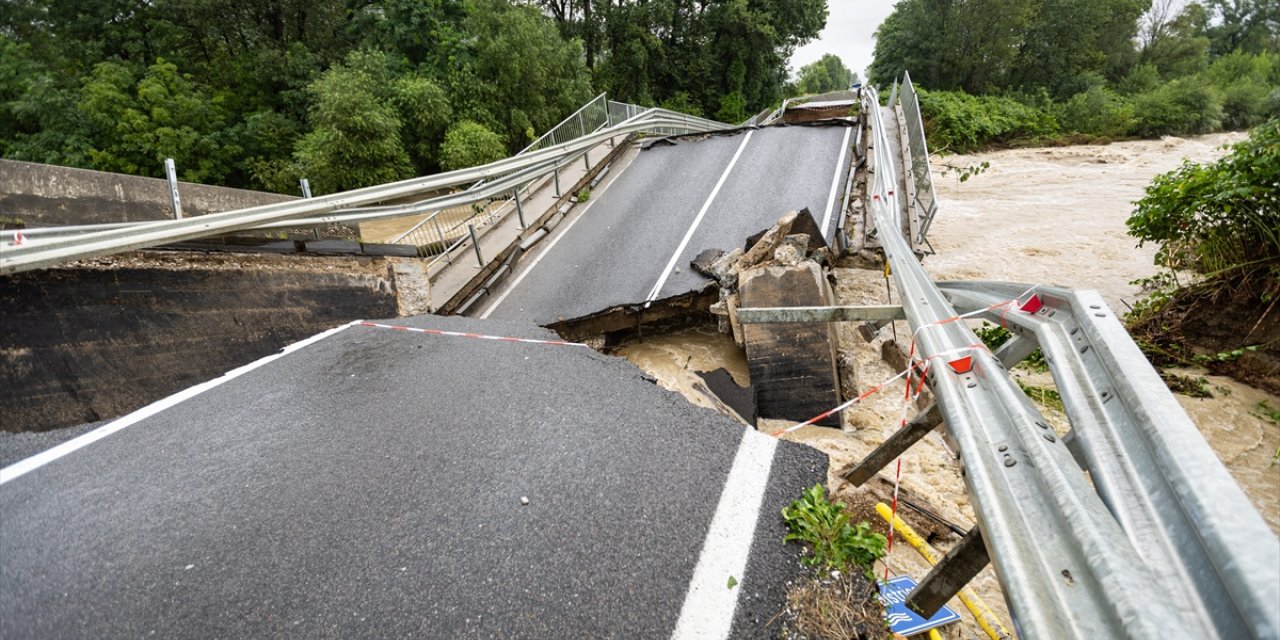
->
[878,575,962,636]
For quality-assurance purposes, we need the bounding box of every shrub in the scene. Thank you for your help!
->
[439,120,506,171]
[1221,81,1272,129]
[1130,79,1223,137]
[1057,86,1136,137]
[1128,119,1280,275]
[917,88,1059,152]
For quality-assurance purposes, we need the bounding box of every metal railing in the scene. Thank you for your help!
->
[0,101,733,274]
[863,84,1278,639]
[897,72,939,246]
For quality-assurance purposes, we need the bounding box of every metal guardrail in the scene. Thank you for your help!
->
[897,72,939,246]
[863,85,1279,638]
[0,103,732,274]
[938,281,1280,639]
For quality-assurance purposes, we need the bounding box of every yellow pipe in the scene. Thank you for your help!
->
[876,502,1013,640]
[927,629,943,640]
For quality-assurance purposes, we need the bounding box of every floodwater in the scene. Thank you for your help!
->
[613,132,1277,639]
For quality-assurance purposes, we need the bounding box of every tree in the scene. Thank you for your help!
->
[870,0,1032,93]
[293,50,414,194]
[1140,1,1212,79]
[77,59,240,183]
[439,120,506,170]
[1204,0,1280,55]
[1011,0,1150,98]
[454,0,593,150]
[796,54,857,95]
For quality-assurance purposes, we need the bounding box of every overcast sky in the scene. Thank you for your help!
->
[789,1,897,82]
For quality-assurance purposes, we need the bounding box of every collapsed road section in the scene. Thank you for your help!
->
[478,123,854,326]
[0,315,825,639]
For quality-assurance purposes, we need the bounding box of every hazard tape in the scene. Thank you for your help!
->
[357,322,588,347]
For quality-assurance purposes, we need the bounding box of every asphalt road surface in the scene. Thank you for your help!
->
[482,124,854,324]
[1,316,826,639]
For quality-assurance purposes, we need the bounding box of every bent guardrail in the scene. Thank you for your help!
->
[0,104,732,274]
[861,83,1278,639]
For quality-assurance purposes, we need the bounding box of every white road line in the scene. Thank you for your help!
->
[479,198,598,319]
[645,130,755,305]
[671,428,778,640]
[0,321,360,486]
[820,127,852,239]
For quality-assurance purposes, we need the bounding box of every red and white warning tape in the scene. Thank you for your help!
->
[357,321,588,348]
[765,286,1043,579]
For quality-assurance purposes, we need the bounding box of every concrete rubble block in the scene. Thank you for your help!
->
[706,247,744,288]
[690,248,726,280]
[740,210,798,268]
[739,261,843,428]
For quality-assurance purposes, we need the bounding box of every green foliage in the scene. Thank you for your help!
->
[1130,79,1225,137]
[715,91,749,124]
[439,120,506,171]
[293,50,414,194]
[1056,86,1137,137]
[659,92,704,118]
[796,54,857,95]
[78,59,240,183]
[575,188,591,203]
[917,89,1059,152]
[1127,120,1280,275]
[782,484,886,575]
[1253,401,1280,426]
[973,322,1047,371]
[458,0,593,151]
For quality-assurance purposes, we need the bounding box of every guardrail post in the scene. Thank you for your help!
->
[299,178,319,239]
[553,165,561,197]
[907,528,990,619]
[433,218,451,265]
[467,223,484,267]
[164,158,183,219]
[584,150,591,170]
[512,188,526,228]
[841,403,942,486]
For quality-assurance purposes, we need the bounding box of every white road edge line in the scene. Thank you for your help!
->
[0,320,361,486]
[645,130,755,305]
[671,428,778,640]
[479,198,598,319]
[819,127,852,239]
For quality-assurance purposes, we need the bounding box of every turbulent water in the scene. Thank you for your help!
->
[614,132,1277,639]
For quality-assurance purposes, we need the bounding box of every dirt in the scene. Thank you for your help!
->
[1128,273,1279,394]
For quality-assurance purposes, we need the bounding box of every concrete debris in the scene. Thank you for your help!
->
[690,248,726,280]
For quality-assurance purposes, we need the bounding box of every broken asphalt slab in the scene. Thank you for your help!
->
[1,314,826,639]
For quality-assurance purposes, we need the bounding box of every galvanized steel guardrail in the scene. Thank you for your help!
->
[897,72,939,246]
[0,102,731,274]
[862,83,1279,639]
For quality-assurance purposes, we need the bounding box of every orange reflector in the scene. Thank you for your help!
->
[948,356,974,374]
[1019,294,1043,313]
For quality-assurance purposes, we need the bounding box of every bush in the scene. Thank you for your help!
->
[1128,119,1280,275]
[1221,81,1272,129]
[917,88,1059,152]
[439,120,506,171]
[1130,79,1223,137]
[1057,86,1136,137]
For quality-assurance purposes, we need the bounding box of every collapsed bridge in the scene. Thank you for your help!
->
[1,77,1277,639]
